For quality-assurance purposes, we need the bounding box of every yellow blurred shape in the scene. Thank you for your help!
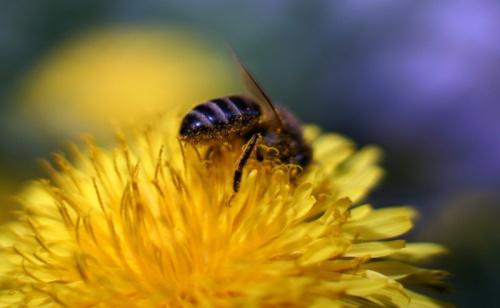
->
[17,25,240,140]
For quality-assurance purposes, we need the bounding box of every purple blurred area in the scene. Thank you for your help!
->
[352,0,500,192]
[1,0,499,305]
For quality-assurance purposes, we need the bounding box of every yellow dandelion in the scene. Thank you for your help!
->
[0,115,451,307]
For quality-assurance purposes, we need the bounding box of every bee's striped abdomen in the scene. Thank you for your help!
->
[179,95,261,143]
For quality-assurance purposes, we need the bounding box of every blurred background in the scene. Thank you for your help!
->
[1,1,499,306]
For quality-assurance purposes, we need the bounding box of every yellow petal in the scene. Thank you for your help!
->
[360,261,449,285]
[303,125,322,142]
[287,182,316,223]
[312,276,388,298]
[312,134,355,168]
[348,204,373,221]
[351,270,410,307]
[321,256,370,273]
[344,240,406,258]
[329,146,384,203]
[298,238,352,267]
[389,242,449,263]
[343,206,417,240]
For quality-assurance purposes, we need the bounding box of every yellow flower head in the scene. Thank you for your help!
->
[0,115,451,307]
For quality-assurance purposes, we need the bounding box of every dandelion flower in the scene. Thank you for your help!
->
[0,115,451,307]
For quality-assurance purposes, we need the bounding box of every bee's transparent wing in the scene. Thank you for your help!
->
[229,49,285,129]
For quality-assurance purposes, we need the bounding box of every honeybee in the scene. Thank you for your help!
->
[179,53,312,193]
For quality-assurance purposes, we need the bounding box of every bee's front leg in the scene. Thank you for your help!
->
[232,133,261,193]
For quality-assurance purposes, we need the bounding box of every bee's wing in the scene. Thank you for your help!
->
[229,49,285,129]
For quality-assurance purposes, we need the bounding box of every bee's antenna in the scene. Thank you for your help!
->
[227,46,286,131]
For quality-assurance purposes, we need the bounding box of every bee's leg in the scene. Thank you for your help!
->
[233,133,261,193]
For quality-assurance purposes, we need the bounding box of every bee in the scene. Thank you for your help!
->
[179,53,312,193]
